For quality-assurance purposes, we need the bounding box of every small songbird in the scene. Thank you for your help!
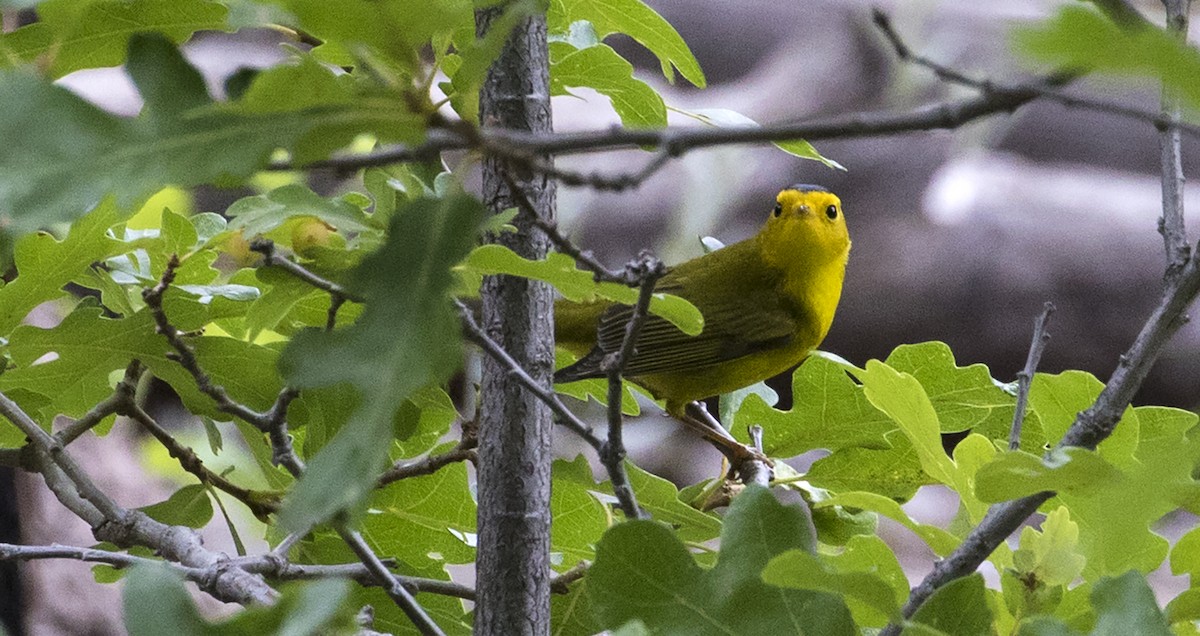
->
[554,185,851,462]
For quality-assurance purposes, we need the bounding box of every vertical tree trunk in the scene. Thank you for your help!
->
[474,8,556,636]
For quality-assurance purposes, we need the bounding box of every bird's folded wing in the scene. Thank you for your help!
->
[595,282,799,377]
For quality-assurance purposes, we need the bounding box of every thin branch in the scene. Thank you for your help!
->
[143,257,268,426]
[337,523,446,636]
[0,389,279,605]
[550,561,590,594]
[250,239,366,304]
[872,9,1200,141]
[883,4,1200,627]
[456,300,605,449]
[54,361,140,446]
[499,167,636,285]
[0,542,211,576]
[378,434,478,487]
[598,254,664,520]
[684,401,772,488]
[1008,303,1055,451]
[143,257,305,475]
[503,144,678,192]
[1159,0,1192,270]
[235,554,478,600]
[119,395,280,519]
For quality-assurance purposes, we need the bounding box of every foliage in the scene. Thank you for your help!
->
[0,1,1197,635]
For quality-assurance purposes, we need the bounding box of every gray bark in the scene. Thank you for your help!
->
[473,8,556,636]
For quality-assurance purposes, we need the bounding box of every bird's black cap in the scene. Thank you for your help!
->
[787,183,830,193]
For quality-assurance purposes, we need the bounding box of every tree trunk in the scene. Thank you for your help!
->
[473,8,556,636]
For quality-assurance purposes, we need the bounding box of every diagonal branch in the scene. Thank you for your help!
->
[118,389,281,520]
[54,361,141,447]
[883,3,1200,631]
[456,299,654,519]
[0,389,279,605]
[143,256,305,475]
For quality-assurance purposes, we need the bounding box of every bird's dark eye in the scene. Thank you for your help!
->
[773,203,783,218]
[825,204,838,219]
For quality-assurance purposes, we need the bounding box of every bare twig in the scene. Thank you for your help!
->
[456,300,604,449]
[872,9,1200,142]
[505,144,678,192]
[378,436,478,487]
[550,561,590,594]
[598,254,664,520]
[0,390,279,605]
[119,395,281,519]
[337,523,446,636]
[54,361,141,446]
[1008,303,1055,451]
[499,167,636,285]
[1159,0,1192,270]
[883,4,1200,630]
[250,239,365,304]
[143,257,306,475]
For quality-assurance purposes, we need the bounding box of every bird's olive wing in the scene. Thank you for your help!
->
[594,280,799,377]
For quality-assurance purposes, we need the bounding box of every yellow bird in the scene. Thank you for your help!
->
[554,185,851,462]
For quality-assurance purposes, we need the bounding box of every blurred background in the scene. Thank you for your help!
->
[5,0,1200,632]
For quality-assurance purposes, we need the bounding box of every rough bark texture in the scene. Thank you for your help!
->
[474,9,556,636]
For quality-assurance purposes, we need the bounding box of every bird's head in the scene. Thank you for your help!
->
[758,184,851,268]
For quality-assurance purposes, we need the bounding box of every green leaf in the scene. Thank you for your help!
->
[673,108,842,169]
[0,34,422,246]
[0,0,228,78]
[548,0,705,87]
[719,379,776,433]
[364,462,476,570]
[550,457,612,570]
[733,355,894,457]
[1012,506,1086,587]
[278,0,471,72]
[551,43,667,128]
[1014,5,1200,112]
[623,462,721,543]
[123,564,206,636]
[0,203,125,335]
[763,548,901,625]
[227,184,378,239]
[856,360,957,487]
[886,342,1040,448]
[1016,616,1077,636]
[907,574,992,636]
[1052,405,1200,578]
[823,535,909,626]
[552,578,603,636]
[461,244,703,335]
[973,448,1123,503]
[1,296,274,422]
[817,491,958,556]
[1029,371,1138,469]
[138,484,213,528]
[805,437,932,502]
[277,194,482,533]
[1171,525,1200,581]
[1090,571,1171,636]
[1166,588,1200,625]
[588,487,855,635]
